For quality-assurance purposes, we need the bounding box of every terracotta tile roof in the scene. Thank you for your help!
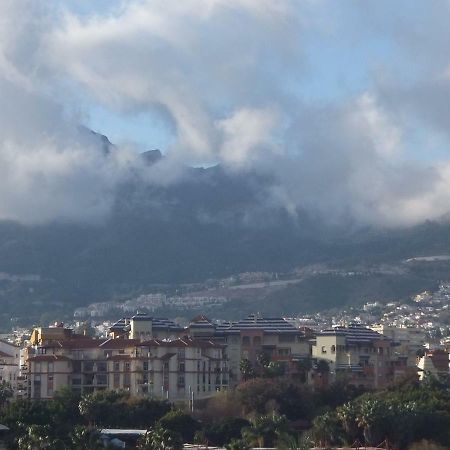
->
[140,337,223,349]
[100,339,140,349]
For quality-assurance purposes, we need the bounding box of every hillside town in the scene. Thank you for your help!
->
[1,282,450,405]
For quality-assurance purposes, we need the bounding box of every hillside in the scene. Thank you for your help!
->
[1,152,450,324]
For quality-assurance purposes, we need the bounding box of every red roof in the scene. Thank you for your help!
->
[140,337,223,349]
[100,339,140,349]
[41,337,107,349]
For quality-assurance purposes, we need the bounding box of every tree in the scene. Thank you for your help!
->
[157,410,201,443]
[0,381,13,409]
[356,398,388,446]
[336,401,360,442]
[256,352,270,369]
[236,378,315,419]
[78,390,127,427]
[17,424,64,450]
[311,411,343,448]
[69,425,103,450]
[264,361,286,378]
[242,414,289,448]
[137,426,182,450]
[204,417,251,446]
[239,359,255,381]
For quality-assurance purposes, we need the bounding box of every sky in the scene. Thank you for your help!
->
[2,0,450,227]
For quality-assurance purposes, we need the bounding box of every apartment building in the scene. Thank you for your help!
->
[0,339,20,396]
[187,314,311,383]
[109,315,184,340]
[417,349,450,381]
[26,330,228,401]
[371,324,425,380]
[108,314,312,385]
[312,324,393,389]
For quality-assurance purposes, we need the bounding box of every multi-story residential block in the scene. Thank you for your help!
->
[0,339,20,396]
[108,314,311,385]
[417,349,450,381]
[312,324,393,389]
[109,315,184,340]
[371,324,426,380]
[26,329,228,401]
[187,314,311,383]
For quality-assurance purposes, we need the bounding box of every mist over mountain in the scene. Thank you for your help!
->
[1,147,450,322]
[4,2,450,322]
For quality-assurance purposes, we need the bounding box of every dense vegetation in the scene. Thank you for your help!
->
[1,374,449,449]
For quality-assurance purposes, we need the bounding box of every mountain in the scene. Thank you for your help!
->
[1,149,450,324]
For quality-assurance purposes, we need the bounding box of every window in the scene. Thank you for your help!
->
[34,376,41,399]
[124,362,130,372]
[177,347,185,359]
[114,362,120,372]
[97,362,107,372]
[143,361,149,371]
[72,361,81,373]
[178,362,185,372]
[83,374,94,385]
[242,336,250,346]
[321,346,327,354]
[278,348,290,356]
[123,373,131,388]
[331,345,336,354]
[83,361,94,372]
[48,362,54,373]
[113,373,120,389]
[35,362,42,372]
[47,375,54,396]
[96,374,107,386]
[178,375,185,388]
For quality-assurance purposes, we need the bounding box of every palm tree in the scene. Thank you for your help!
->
[312,411,342,447]
[356,398,386,446]
[336,401,359,441]
[276,431,311,450]
[69,425,103,450]
[242,414,288,448]
[137,426,182,450]
[17,424,63,450]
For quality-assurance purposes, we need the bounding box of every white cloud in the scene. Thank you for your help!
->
[2,0,450,228]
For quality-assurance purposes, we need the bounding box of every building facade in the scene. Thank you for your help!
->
[26,331,228,401]
[312,325,393,389]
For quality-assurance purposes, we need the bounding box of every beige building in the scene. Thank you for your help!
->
[26,332,228,401]
[0,339,20,397]
[417,349,449,381]
[109,315,184,340]
[312,325,393,389]
[371,324,425,366]
[187,314,311,383]
[110,314,312,385]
